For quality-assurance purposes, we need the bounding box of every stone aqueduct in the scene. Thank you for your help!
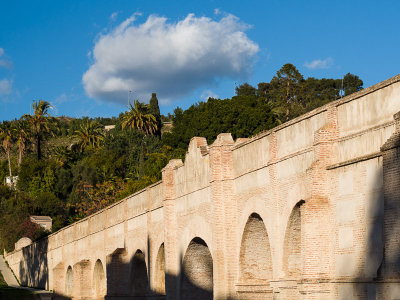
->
[5,75,400,299]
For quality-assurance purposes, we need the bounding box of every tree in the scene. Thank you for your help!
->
[0,121,14,178]
[235,83,256,96]
[122,100,158,135]
[70,179,125,220]
[15,120,30,167]
[271,63,304,102]
[23,100,55,160]
[342,73,363,96]
[73,119,105,152]
[53,145,75,167]
[149,93,162,137]
[257,82,271,97]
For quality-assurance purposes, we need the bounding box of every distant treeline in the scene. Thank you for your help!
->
[163,63,362,148]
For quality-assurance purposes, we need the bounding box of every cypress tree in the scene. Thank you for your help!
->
[149,93,162,137]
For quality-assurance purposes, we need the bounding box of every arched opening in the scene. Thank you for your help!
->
[154,243,166,295]
[239,213,273,283]
[106,248,130,296]
[93,259,106,298]
[131,250,149,296]
[181,237,213,300]
[283,201,304,279]
[73,260,92,298]
[65,266,73,296]
[52,262,65,294]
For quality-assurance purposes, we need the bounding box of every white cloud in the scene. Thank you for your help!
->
[54,93,68,104]
[304,57,333,70]
[110,12,118,21]
[83,13,259,105]
[0,79,12,95]
[201,89,219,101]
[0,60,13,69]
[0,47,13,69]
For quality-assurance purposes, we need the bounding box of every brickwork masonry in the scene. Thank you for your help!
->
[5,74,400,299]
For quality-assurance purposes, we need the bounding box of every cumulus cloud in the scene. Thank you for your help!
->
[0,47,13,69]
[83,13,259,104]
[0,79,12,95]
[201,89,219,101]
[304,57,333,70]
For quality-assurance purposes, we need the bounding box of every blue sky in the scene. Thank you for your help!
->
[0,0,399,121]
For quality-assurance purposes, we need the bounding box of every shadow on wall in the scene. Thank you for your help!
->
[351,129,400,299]
[103,236,216,300]
[19,237,49,290]
[49,235,226,300]
[349,158,384,299]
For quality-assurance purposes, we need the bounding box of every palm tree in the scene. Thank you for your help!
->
[122,100,158,177]
[53,145,75,167]
[73,119,105,152]
[15,120,30,167]
[23,100,54,160]
[0,121,15,178]
[121,100,158,135]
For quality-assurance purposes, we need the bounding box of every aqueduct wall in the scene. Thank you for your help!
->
[5,74,400,299]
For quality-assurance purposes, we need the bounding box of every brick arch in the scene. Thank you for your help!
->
[181,237,213,300]
[131,249,149,296]
[65,265,73,297]
[93,259,106,298]
[180,215,214,257]
[237,197,274,244]
[106,248,130,296]
[282,200,305,279]
[154,243,166,295]
[52,262,65,295]
[239,213,273,283]
[73,260,92,299]
[237,197,275,263]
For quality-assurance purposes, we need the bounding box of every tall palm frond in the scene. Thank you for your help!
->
[122,100,158,135]
[15,120,30,167]
[0,121,15,177]
[73,120,105,152]
[22,99,55,160]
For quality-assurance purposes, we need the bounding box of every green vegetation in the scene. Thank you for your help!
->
[0,64,363,252]
[0,271,6,287]
[0,286,36,300]
[163,64,362,148]
[1,271,32,299]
